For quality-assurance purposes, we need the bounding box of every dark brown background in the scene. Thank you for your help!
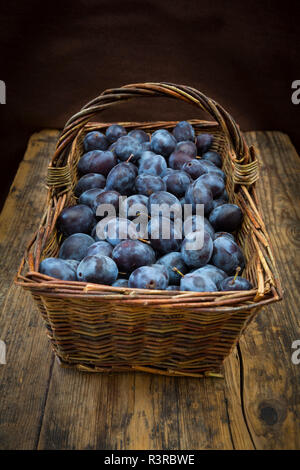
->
[0,0,299,210]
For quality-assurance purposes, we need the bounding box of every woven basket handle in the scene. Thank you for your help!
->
[48,82,258,189]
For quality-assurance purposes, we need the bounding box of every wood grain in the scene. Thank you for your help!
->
[239,132,300,449]
[0,129,299,450]
[0,130,60,449]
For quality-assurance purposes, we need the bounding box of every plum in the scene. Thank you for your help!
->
[209,203,243,233]
[180,272,217,292]
[135,174,166,196]
[74,173,106,197]
[196,133,213,155]
[219,276,253,291]
[83,131,109,152]
[39,257,77,281]
[128,129,150,143]
[157,252,188,285]
[112,239,156,273]
[163,170,192,198]
[181,230,213,268]
[77,150,117,177]
[77,255,118,284]
[86,240,113,258]
[138,151,167,177]
[175,140,197,158]
[202,151,222,168]
[106,162,137,195]
[172,121,195,142]
[59,233,95,261]
[211,236,245,275]
[57,205,95,236]
[106,124,127,143]
[150,129,176,157]
[129,266,168,290]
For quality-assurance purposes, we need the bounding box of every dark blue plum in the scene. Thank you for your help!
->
[184,159,225,181]
[64,259,80,271]
[157,252,188,285]
[211,236,245,275]
[194,173,225,198]
[39,257,77,281]
[202,151,222,168]
[138,151,167,177]
[193,264,227,286]
[172,121,195,142]
[57,205,95,236]
[106,162,137,195]
[105,124,127,143]
[185,180,214,215]
[86,240,113,258]
[114,135,142,162]
[150,264,169,284]
[196,133,213,155]
[59,233,95,261]
[163,170,192,198]
[169,150,193,170]
[135,174,166,196]
[150,129,176,157]
[77,150,117,177]
[102,217,138,246]
[128,129,150,143]
[180,272,217,292]
[176,140,197,158]
[92,190,121,216]
[148,216,182,254]
[148,191,181,220]
[78,188,105,208]
[183,215,215,240]
[182,159,208,179]
[74,173,106,197]
[77,255,118,285]
[128,266,168,290]
[83,131,109,152]
[181,230,213,268]
[112,239,156,273]
[124,194,149,219]
[209,204,243,233]
[219,276,253,291]
[199,160,226,181]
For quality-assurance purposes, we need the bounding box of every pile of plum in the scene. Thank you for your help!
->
[39,121,253,292]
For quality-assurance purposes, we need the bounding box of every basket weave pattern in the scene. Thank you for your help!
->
[15,83,282,377]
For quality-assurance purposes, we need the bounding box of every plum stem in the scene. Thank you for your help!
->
[231,266,241,284]
[172,266,184,277]
[126,154,134,163]
[195,156,202,159]
[138,238,151,245]
[136,211,151,219]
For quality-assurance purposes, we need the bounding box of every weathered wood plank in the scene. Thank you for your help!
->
[239,132,300,449]
[0,130,60,449]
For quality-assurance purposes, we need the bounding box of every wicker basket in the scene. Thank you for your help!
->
[15,82,283,378]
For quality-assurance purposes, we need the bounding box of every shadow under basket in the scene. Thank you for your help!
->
[15,82,283,378]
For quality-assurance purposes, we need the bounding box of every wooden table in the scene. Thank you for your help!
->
[0,130,299,450]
